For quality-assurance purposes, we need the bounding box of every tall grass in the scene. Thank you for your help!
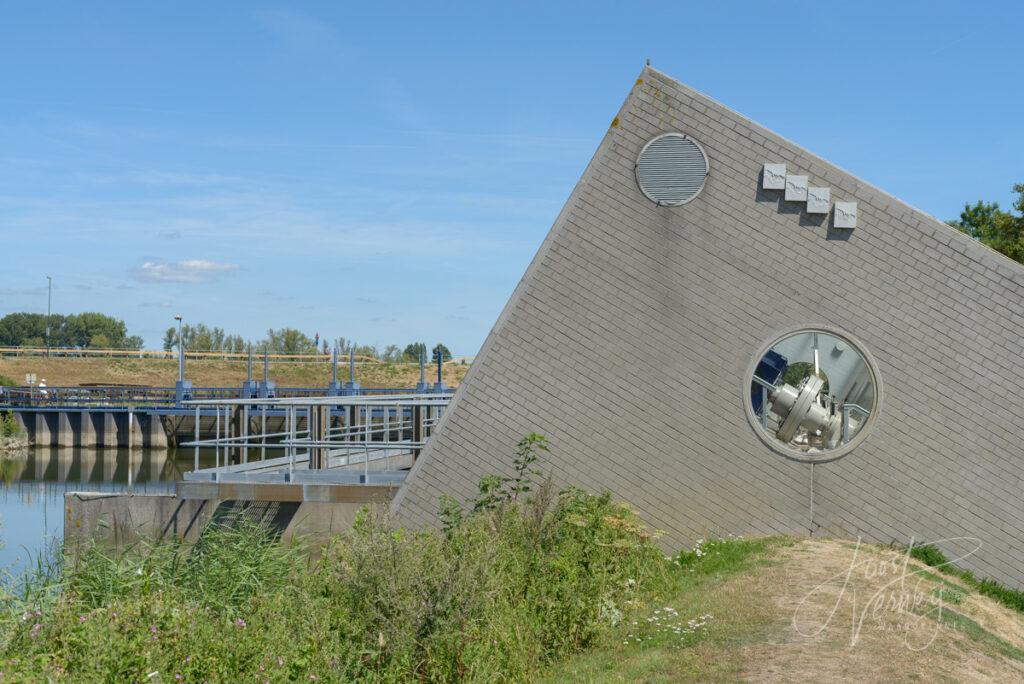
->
[0,437,682,682]
[909,542,1024,614]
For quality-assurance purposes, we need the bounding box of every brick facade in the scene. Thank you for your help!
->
[392,67,1024,587]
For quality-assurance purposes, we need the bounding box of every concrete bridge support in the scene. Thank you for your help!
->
[34,412,53,447]
[57,412,73,446]
[78,412,98,447]
[142,413,168,449]
[102,413,118,448]
[11,412,29,439]
[7,407,233,450]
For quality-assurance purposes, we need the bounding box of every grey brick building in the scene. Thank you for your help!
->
[392,66,1024,587]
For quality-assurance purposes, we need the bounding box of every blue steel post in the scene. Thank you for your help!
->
[327,346,343,395]
[241,345,258,399]
[433,348,447,393]
[258,348,276,399]
[343,349,360,395]
[415,348,429,393]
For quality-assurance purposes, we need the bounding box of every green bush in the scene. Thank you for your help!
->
[0,411,21,438]
[0,375,15,387]
[0,435,677,681]
[908,542,949,569]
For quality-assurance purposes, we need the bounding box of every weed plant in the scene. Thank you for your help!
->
[0,435,681,682]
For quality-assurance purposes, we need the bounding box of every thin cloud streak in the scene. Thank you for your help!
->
[133,260,240,284]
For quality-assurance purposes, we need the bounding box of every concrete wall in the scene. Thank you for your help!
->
[393,66,1024,587]
[65,492,378,552]
[65,493,213,553]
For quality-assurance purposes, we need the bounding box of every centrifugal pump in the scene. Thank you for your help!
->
[766,375,842,449]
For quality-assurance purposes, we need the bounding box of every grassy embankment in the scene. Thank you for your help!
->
[2,435,1024,681]
[0,357,468,388]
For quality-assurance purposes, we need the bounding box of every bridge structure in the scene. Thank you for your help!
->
[0,348,452,451]
[177,391,453,503]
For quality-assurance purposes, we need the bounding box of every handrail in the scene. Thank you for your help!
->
[0,346,468,365]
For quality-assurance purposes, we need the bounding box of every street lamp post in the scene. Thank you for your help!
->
[174,314,184,382]
[173,314,192,407]
[45,276,52,357]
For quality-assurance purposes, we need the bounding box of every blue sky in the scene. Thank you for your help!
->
[1,2,1021,354]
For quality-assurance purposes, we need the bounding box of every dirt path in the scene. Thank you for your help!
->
[736,539,1024,682]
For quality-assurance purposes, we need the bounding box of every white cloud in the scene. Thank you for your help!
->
[133,259,239,284]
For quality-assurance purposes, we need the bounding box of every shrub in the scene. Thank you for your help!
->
[908,542,949,569]
[0,375,15,387]
[0,411,21,438]
[0,435,677,681]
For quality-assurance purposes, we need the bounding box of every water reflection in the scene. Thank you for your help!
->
[0,447,212,576]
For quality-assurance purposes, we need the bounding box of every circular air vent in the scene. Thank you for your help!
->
[635,133,709,206]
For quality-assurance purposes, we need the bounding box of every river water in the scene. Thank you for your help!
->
[0,447,215,576]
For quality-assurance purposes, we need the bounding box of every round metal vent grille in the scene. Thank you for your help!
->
[635,133,709,206]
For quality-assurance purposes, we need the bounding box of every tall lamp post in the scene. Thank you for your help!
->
[173,314,192,407]
[174,314,184,382]
[45,276,52,357]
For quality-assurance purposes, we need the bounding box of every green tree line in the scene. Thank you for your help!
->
[948,183,1024,264]
[163,325,453,361]
[0,312,142,349]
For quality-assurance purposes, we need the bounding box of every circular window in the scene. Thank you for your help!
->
[745,328,880,463]
[635,133,709,206]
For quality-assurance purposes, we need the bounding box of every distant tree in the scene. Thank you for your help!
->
[432,343,452,362]
[403,342,427,362]
[352,343,380,360]
[948,184,1024,264]
[381,344,402,362]
[162,327,178,352]
[262,328,316,354]
[0,313,49,347]
[89,333,111,348]
[228,335,247,353]
[162,323,250,353]
[63,312,131,348]
[334,337,354,355]
[0,311,139,349]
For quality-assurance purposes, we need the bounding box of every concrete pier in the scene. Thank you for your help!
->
[102,413,117,447]
[11,408,173,449]
[57,412,73,446]
[78,411,98,447]
[34,412,53,447]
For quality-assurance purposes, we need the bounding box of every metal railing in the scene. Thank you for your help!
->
[0,385,432,409]
[0,346,388,363]
[181,393,453,483]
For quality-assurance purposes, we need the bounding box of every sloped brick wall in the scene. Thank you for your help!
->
[393,67,1024,587]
